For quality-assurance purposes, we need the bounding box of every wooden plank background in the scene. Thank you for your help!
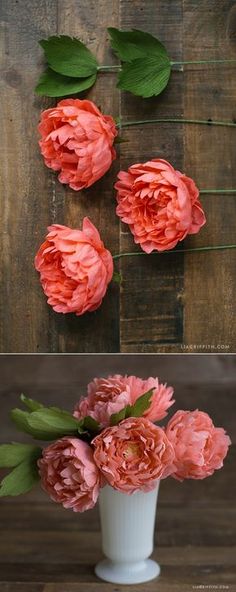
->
[0,354,235,590]
[1,0,236,353]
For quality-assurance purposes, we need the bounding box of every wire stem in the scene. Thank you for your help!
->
[97,65,121,71]
[112,244,236,260]
[171,59,236,66]
[98,60,236,72]
[117,118,236,129]
[200,189,236,194]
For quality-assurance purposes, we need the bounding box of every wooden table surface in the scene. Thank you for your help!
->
[0,468,235,592]
[1,1,236,353]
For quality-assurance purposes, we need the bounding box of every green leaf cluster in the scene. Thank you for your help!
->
[11,394,100,441]
[0,395,101,498]
[0,442,42,497]
[108,28,171,98]
[35,29,171,98]
[35,35,98,97]
[110,387,154,426]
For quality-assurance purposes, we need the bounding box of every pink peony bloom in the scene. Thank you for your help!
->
[34,217,113,316]
[92,417,175,493]
[165,410,231,481]
[38,98,117,191]
[115,158,206,252]
[74,374,174,427]
[38,437,103,512]
[74,375,131,427]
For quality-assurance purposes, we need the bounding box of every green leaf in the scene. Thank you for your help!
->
[108,28,171,98]
[127,388,154,417]
[40,35,98,77]
[110,388,154,425]
[10,408,55,440]
[20,394,43,412]
[108,28,169,62]
[10,409,50,440]
[0,443,41,468]
[117,56,171,98]
[83,416,100,433]
[35,68,96,97]
[0,456,41,497]
[27,408,81,439]
[110,405,129,426]
[11,409,33,434]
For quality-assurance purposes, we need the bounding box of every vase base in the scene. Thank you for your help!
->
[95,558,160,584]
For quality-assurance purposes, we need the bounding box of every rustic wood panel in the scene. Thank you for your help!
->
[119,0,236,352]
[0,507,235,589]
[0,0,58,353]
[119,0,185,352]
[55,0,120,353]
[1,500,236,543]
[1,0,236,352]
[0,0,120,353]
[183,0,236,353]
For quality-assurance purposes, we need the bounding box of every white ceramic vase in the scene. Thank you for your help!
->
[95,483,160,585]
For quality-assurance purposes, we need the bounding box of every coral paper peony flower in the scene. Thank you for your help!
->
[74,374,174,427]
[166,410,231,481]
[38,99,117,190]
[74,375,131,428]
[38,437,103,512]
[34,217,113,316]
[93,417,175,493]
[115,158,206,252]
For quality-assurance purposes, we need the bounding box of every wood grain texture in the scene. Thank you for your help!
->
[118,0,185,353]
[0,0,58,353]
[0,0,120,353]
[54,0,120,353]
[0,504,235,589]
[0,354,235,589]
[0,0,236,352]
[183,0,236,353]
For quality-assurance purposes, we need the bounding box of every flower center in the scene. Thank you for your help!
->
[123,443,140,460]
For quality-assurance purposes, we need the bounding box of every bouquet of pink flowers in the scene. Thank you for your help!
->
[0,375,231,510]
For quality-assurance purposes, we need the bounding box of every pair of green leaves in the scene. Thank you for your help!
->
[11,394,100,441]
[35,28,171,98]
[0,442,42,497]
[110,387,154,426]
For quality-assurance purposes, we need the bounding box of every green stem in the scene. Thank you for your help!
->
[98,60,236,72]
[200,189,236,194]
[117,118,236,129]
[97,65,121,71]
[113,244,236,260]
[171,59,236,66]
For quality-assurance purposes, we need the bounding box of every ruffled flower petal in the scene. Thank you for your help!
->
[115,159,206,252]
[38,99,117,191]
